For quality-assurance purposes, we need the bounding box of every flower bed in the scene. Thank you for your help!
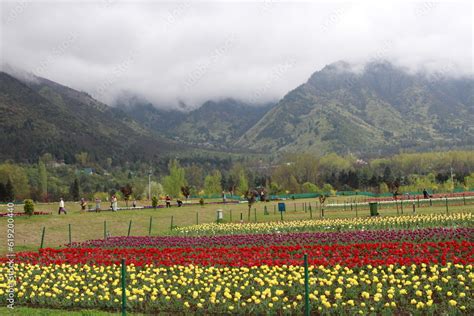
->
[6,240,473,267]
[174,213,473,236]
[0,263,471,314]
[70,227,474,249]
[1,212,472,314]
[0,211,51,217]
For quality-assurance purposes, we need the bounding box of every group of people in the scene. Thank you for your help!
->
[165,195,184,207]
[57,195,123,214]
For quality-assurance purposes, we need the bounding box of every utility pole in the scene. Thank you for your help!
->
[148,169,152,201]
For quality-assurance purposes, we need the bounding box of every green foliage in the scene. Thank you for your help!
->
[204,170,222,195]
[131,180,146,200]
[93,192,108,201]
[75,152,89,167]
[120,184,133,206]
[149,181,164,198]
[465,173,474,190]
[319,153,353,175]
[162,160,186,197]
[151,196,158,208]
[0,163,28,199]
[23,199,34,216]
[302,182,320,193]
[184,165,204,189]
[38,160,48,199]
[237,170,249,195]
[379,182,390,194]
[181,186,191,199]
[322,183,335,196]
[69,178,80,201]
[269,182,283,195]
[5,179,15,202]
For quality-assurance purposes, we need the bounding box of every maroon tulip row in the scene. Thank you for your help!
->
[69,227,473,249]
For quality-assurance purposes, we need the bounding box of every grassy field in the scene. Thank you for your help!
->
[1,196,473,254]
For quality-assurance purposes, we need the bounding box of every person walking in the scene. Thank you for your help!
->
[95,198,101,212]
[58,198,67,214]
[80,198,87,212]
[112,195,118,212]
[165,195,171,208]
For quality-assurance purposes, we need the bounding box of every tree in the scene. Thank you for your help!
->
[149,181,164,198]
[204,170,222,195]
[302,182,320,193]
[0,163,29,199]
[293,153,319,184]
[0,182,5,202]
[465,173,474,190]
[322,183,335,196]
[383,166,394,187]
[69,178,80,201]
[5,179,14,202]
[319,153,352,179]
[162,160,186,197]
[245,189,258,217]
[40,153,54,166]
[120,184,133,207]
[237,170,248,195]
[184,164,204,190]
[38,160,48,201]
[131,180,146,200]
[269,181,283,195]
[75,152,89,166]
[181,186,191,200]
[379,182,390,194]
[287,175,301,193]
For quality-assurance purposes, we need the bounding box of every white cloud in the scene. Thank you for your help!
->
[0,0,472,108]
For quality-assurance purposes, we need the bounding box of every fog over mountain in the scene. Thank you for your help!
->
[1,1,472,109]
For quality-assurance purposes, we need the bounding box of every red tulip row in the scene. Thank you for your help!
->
[6,240,472,267]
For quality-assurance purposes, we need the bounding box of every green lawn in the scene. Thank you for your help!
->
[0,197,472,254]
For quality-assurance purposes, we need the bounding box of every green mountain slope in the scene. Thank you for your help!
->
[117,97,273,150]
[237,61,474,155]
[0,72,179,164]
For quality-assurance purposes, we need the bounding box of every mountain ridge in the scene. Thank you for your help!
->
[236,61,474,155]
[1,60,472,164]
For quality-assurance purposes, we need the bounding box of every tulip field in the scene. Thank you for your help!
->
[0,211,473,315]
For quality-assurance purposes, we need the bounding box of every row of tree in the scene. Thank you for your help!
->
[0,150,473,202]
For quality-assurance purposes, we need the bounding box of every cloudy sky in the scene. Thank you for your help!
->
[0,0,472,109]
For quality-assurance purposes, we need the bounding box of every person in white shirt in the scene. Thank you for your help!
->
[112,195,118,212]
[58,198,67,214]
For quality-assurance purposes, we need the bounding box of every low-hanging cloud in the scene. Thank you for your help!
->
[0,0,472,109]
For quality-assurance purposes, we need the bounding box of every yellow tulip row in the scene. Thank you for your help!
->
[175,212,473,235]
[0,262,471,314]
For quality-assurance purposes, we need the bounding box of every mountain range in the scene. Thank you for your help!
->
[1,60,472,164]
[116,96,273,150]
[237,61,473,155]
[0,71,180,164]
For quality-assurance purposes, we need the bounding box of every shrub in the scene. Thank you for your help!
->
[151,196,158,209]
[23,199,35,216]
